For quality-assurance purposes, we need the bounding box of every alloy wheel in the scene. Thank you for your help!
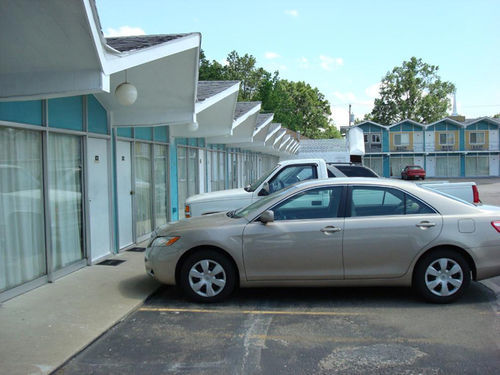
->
[188,259,227,297]
[424,258,463,297]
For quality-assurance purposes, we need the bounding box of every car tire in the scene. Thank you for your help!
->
[179,249,236,303]
[413,249,471,304]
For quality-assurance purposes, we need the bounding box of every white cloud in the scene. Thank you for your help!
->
[333,91,357,102]
[285,9,299,17]
[319,55,343,71]
[105,26,146,37]
[298,57,309,69]
[330,105,350,127]
[365,82,381,98]
[265,52,280,60]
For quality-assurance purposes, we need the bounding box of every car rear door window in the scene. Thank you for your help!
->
[272,186,343,220]
[350,186,435,217]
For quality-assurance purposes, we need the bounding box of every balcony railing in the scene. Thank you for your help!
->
[365,143,382,153]
[470,144,484,150]
[440,145,455,151]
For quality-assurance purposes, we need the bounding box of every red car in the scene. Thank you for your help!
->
[401,165,426,180]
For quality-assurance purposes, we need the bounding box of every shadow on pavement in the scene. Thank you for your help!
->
[145,281,495,310]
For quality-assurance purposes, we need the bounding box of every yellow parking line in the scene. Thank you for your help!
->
[138,307,365,316]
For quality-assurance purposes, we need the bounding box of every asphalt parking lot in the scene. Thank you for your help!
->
[54,178,500,375]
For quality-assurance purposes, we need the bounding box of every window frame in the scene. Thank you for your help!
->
[393,132,410,146]
[469,131,485,145]
[346,185,438,218]
[438,132,455,146]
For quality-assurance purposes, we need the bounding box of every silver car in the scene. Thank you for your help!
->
[145,178,500,303]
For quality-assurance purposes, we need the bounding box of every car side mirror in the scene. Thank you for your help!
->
[258,210,274,224]
[258,182,270,196]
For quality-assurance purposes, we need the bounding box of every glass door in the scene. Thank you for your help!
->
[48,133,84,271]
[0,127,46,292]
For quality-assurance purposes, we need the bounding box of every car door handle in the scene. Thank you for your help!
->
[320,226,342,234]
[416,221,436,229]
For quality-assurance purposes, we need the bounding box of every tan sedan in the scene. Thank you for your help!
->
[145,178,500,303]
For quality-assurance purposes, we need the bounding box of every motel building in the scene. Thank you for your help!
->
[0,1,299,301]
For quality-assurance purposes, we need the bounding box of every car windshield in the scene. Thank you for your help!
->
[233,185,294,218]
[245,166,279,192]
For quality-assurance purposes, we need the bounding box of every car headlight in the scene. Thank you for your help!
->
[151,236,180,247]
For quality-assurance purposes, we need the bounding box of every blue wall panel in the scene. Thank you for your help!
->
[154,126,169,142]
[48,96,83,130]
[88,95,108,134]
[117,127,133,138]
[135,127,152,140]
[0,100,43,125]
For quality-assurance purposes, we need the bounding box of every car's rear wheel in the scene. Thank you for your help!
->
[414,249,471,303]
[179,250,236,302]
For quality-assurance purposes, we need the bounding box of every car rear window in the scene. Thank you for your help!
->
[334,165,378,177]
[408,166,423,170]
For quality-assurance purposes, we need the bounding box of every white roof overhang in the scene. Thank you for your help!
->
[273,129,287,147]
[231,115,273,150]
[170,82,240,137]
[96,46,199,127]
[207,102,261,144]
[1,0,201,129]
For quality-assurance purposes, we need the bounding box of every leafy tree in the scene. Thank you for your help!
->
[368,57,455,124]
[199,50,341,138]
[494,113,500,119]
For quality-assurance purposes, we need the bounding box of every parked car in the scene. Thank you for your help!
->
[145,178,500,304]
[402,165,426,180]
[185,159,479,217]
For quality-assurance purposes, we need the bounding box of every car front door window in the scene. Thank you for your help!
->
[268,165,316,193]
[272,186,342,220]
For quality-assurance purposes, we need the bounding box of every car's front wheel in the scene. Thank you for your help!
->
[414,249,471,303]
[179,249,236,302]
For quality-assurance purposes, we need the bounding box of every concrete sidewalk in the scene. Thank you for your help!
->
[0,250,160,375]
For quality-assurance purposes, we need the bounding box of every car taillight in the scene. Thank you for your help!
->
[185,205,191,218]
[491,221,500,233]
[472,185,480,204]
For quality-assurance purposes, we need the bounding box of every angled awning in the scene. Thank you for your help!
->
[96,35,200,127]
[230,113,274,149]
[170,81,240,137]
[207,102,261,144]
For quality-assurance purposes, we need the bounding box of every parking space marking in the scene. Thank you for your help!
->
[138,307,366,316]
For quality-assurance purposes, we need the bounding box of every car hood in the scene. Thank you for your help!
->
[155,212,247,236]
[185,188,251,204]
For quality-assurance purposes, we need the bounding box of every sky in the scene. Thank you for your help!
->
[96,0,500,127]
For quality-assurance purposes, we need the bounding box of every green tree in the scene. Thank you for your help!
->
[199,50,341,138]
[493,113,500,119]
[368,57,455,124]
[270,80,339,139]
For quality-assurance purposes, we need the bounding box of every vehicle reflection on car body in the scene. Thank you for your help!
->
[145,178,500,304]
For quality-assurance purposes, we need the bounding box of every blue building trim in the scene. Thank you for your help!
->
[170,138,179,221]
[0,100,43,125]
[111,129,119,252]
[460,154,466,177]
[383,155,390,177]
